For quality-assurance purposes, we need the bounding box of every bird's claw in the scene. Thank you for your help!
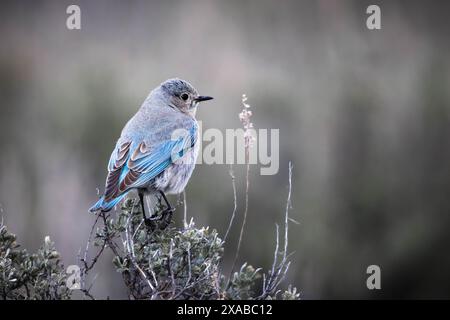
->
[159,207,175,230]
[144,207,175,230]
[163,207,175,215]
[144,218,157,231]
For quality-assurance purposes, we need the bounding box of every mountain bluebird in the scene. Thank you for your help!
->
[89,78,213,227]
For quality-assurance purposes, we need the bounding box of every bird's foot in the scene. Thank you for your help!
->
[159,207,175,230]
[144,218,157,231]
[143,211,163,230]
[144,207,175,230]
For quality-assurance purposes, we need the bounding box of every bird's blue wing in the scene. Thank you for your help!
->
[90,124,197,212]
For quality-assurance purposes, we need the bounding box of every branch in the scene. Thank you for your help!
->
[224,164,238,242]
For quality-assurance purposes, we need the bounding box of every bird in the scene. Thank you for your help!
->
[89,78,213,228]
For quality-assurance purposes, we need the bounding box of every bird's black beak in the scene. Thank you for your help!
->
[195,95,214,102]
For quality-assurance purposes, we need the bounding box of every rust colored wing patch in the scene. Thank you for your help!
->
[114,141,132,169]
[118,169,141,194]
[116,142,152,193]
[104,141,132,201]
[130,141,150,162]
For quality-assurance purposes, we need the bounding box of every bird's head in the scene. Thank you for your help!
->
[159,78,213,116]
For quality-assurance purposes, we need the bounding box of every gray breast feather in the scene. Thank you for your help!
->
[154,136,199,194]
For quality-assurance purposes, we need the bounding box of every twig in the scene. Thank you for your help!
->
[133,261,155,292]
[80,288,96,300]
[270,224,280,282]
[224,164,238,242]
[78,214,104,300]
[228,94,255,285]
[168,239,176,298]
[100,212,120,257]
[171,242,192,300]
[283,162,293,262]
[257,162,294,299]
[183,191,188,229]
[80,214,102,273]
[229,162,250,281]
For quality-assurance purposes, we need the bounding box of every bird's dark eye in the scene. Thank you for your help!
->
[180,93,189,101]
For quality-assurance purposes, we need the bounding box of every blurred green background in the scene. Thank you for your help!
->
[1,0,450,299]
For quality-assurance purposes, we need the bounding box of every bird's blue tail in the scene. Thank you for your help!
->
[89,193,128,213]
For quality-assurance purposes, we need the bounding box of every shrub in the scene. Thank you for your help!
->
[0,222,70,300]
[79,197,298,300]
